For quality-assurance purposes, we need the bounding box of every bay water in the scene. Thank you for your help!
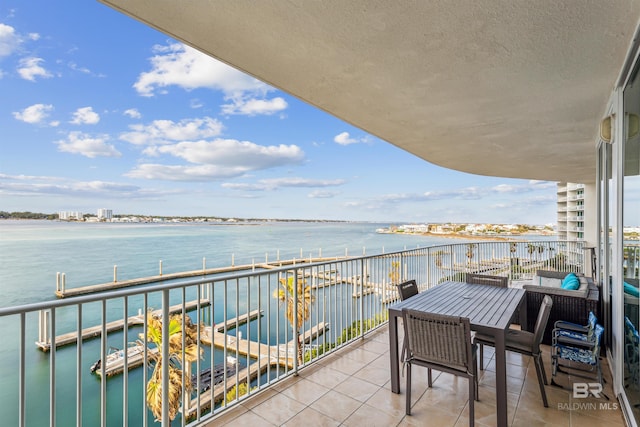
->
[0,220,547,426]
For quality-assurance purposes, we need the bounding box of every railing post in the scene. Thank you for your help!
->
[49,308,56,427]
[360,258,365,340]
[427,248,431,288]
[293,270,299,375]
[19,313,25,427]
[161,289,170,426]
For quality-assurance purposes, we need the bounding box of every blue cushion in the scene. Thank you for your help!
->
[561,273,580,290]
[624,281,640,297]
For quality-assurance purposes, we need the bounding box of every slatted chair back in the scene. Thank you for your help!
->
[403,309,474,374]
[532,295,554,353]
[465,273,508,288]
[397,279,418,301]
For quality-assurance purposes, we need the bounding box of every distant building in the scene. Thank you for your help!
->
[557,183,585,241]
[97,209,113,221]
[58,211,83,221]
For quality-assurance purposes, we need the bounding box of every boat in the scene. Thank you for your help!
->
[90,341,147,374]
[191,356,238,393]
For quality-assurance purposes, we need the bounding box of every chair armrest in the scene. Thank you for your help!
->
[553,334,596,349]
[553,320,588,333]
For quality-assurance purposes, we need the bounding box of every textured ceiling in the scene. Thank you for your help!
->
[101,0,640,183]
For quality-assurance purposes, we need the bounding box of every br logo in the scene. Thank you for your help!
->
[573,382,603,398]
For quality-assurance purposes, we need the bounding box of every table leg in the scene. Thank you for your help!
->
[389,312,400,393]
[494,329,508,427]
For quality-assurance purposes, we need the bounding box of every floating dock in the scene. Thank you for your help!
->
[86,310,262,377]
[184,321,329,419]
[36,299,210,351]
[55,256,348,298]
[201,321,328,368]
[183,356,278,419]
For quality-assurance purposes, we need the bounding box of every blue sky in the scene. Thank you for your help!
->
[0,1,560,224]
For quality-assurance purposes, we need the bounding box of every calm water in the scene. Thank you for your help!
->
[0,220,546,426]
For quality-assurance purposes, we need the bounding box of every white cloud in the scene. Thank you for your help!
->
[158,139,304,167]
[134,43,267,97]
[120,117,223,146]
[125,163,251,181]
[17,57,52,81]
[134,43,286,116]
[308,190,339,198]
[222,177,345,191]
[67,62,91,74]
[70,107,100,125]
[55,131,121,158]
[0,173,156,199]
[127,140,305,182]
[0,23,20,57]
[333,131,370,145]
[123,108,142,119]
[346,180,557,213]
[13,103,53,124]
[221,96,288,116]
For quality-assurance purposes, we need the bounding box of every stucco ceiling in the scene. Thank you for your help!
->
[101,1,640,183]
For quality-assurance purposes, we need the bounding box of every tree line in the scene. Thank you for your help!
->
[0,211,58,220]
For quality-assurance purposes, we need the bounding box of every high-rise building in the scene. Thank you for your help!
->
[557,182,585,241]
[97,209,113,220]
[58,211,83,221]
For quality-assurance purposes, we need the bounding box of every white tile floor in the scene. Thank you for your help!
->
[206,327,626,426]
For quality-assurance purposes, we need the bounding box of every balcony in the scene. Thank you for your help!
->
[209,327,624,427]
[0,240,608,426]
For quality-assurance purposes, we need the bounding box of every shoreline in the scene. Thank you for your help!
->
[382,231,552,241]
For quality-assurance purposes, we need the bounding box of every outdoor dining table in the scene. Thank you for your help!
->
[388,280,525,427]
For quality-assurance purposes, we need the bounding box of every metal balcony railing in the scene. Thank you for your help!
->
[0,240,585,427]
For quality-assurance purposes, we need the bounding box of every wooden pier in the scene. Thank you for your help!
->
[200,321,329,368]
[183,356,279,419]
[88,310,262,377]
[55,256,348,298]
[35,299,210,351]
[184,321,329,419]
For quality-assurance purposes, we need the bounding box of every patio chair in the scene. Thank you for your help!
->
[551,323,605,392]
[474,295,553,407]
[402,309,478,426]
[465,273,512,362]
[465,273,509,288]
[552,311,597,344]
[624,317,639,389]
[396,280,420,370]
[396,279,418,301]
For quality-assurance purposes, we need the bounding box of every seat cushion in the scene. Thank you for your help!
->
[474,329,535,354]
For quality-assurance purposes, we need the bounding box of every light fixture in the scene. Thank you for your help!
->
[599,113,639,143]
[600,115,613,143]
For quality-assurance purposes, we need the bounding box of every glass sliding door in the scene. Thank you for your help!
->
[623,59,640,422]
